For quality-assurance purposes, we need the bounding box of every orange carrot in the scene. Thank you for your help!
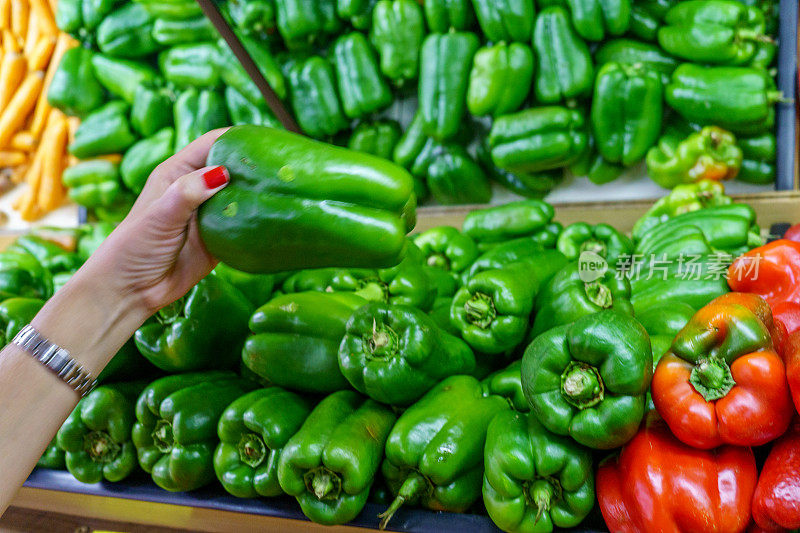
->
[0,52,27,113]
[0,69,42,148]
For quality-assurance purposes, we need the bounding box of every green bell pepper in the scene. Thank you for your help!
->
[532,7,594,104]
[159,42,221,88]
[339,301,475,406]
[332,32,391,120]
[173,88,229,152]
[68,101,137,159]
[472,0,535,42]
[76,222,114,260]
[428,296,457,336]
[56,0,83,33]
[62,160,122,209]
[392,110,427,170]
[135,0,202,20]
[218,34,286,104]
[214,387,313,498]
[636,301,696,361]
[0,251,52,300]
[347,120,401,160]
[464,239,565,280]
[419,31,479,141]
[274,0,341,49]
[737,132,776,184]
[379,375,509,529]
[83,0,118,30]
[47,47,106,117]
[37,439,65,470]
[96,3,160,58]
[594,38,679,86]
[463,199,555,246]
[120,127,175,194]
[557,222,634,266]
[197,126,416,273]
[522,310,652,449]
[57,382,146,484]
[225,0,275,34]
[243,292,363,394]
[568,133,626,185]
[369,0,424,86]
[277,391,396,525]
[285,56,348,139]
[467,42,534,118]
[225,86,280,128]
[91,54,159,104]
[132,372,256,492]
[6,234,81,275]
[131,83,173,138]
[531,262,634,337]
[212,262,275,308]
[483,410,595,533]
[424,0,475,32]
[425,143,493,205]
[482,360,528,412]
[413,226,479,275]
[134,275,253,372]
[0,297,45,346]
[337,0,376,29]
[561,0,631,41]
[153,16,218,45]
[478,137,564,197]
[666,63,782,135]
[489,106,589,174]
[628,0,675,41]
[591,62,663,167]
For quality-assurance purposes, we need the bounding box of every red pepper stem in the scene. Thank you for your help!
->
[689,358,736,401]
[378,472,428,530]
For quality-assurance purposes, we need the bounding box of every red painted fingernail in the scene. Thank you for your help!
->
[203,166,229,189]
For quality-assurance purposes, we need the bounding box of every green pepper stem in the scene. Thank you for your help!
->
[736,28,774,44]
[83,431,121,464]
[378,472,429,530]
[355,279,389,303]
[561,361,605,409]
[312,473,334,500]
[579,239,607,258]
[152,420,174,453]
[238,433,267,468]
[690,359,736,401]
[464,292,497,329]
[585,281,613,309]
[426,253,450,271]
[303,467,343,501]
[368,320,399,359]
[529,480,555,524]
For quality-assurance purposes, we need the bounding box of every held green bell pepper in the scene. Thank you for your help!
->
[225,86,280,128]
[37,439,65,470]
[425,143,493,206]
[658,0,772,66]
[628,0,676,41]
[277,391,396,525]
[69,101,137,159]
[214,387,313,498]
[243,292,364,394]
[347,120,401,161]
[471,0,535,42]
[285,56,348,139]
[0,297,45,346]
[467,42,534,117]
[483,410,595,533]
[160,42,221,88]
[737,132,777,184]
[96,3,160,58]
[591,62,663,167]
[153,16,218,45]
[339,302,476,406]
[489,106,588,174]
[522,310,652,449]
[274,0,341,49]
[562,0,631,41]
[173,88,229,152]
[120,128,175,194]
[134,275,253,372]
[197,126,416,273]
[452,257,568,355]
[557,222,634,266]
[91,54,159,104]
[337,0,376,29]
[369,0,424,87]
[47,47,106,117]
[419,31,479,141]
[132,372,256,492]
[225,0,275,34]
[212,262,275,308]
[463,199,555,246]
[56,0,82,33]
[218,34,287,104]
[482,359,528,412]
[532,7,594,104]
[379,375,509,529]
[594,38,679,86]
[531,262,634,337]
[62,160,122,209]
[665,63,782,135]
[83,0,117,30]
[413,226,479,275]
[57,382,146,484]
[131,83,174,138]
[646,126,743,188]
[134,0,203,20]
[424,0,475,32]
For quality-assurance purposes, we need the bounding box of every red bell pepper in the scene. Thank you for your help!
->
[752,419,800,531]
[782,331,800,415]
[783,223,800,244]
[773,300,800,336]
[728,240,800,308]
[597,413,758,533]
[652,293,793,449]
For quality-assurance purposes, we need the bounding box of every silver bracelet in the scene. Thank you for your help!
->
[12,324,97,397]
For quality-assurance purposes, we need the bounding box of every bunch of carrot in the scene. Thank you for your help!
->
[0,0,77,221]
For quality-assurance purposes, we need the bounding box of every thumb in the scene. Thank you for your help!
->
[150,165,230,227]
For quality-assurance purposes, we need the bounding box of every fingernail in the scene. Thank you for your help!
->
[204,166,229,189]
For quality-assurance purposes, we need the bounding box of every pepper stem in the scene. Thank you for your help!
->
[355,279,390,303]
[561,361,605,409]
[367,319,399,359]
[736,28,775,44]
[579,239,607,258]
[689,358,736,401]
[238,433,267,468]
[464,292,496,329]
[303,467,342,501]
[378,472,429,530]
[157,297,185,323]
[83,431,121,464]
[426,253,450,271]
[152,420,174,453]
[525,476,563,524]
[585,281,613,308]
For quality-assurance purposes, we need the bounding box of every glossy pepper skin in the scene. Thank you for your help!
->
[69,101,137,159]
[339,302,475,406]
[134,274,253,372]
[419,32,479,142]
[214,387,313,499]
[198,126,416,273]
[532,7,594,104]
[482,360,528,412]
[467,43,534,118]
[0,250,52,300]
[425,143,493,206]
[591,62,663,167]
[464,239,566,281]
[595,38,679,86]
[658,0,772,66]
[728,240,800,308]
[274,0,341,49]
[452,258,567,355]
[737,132,777,184]
[225,86,280,128]
[47,47,105,117]
[337,0,376,29]
[628,0,675,40]
[159,42,222,88]
[55,0,82,33]
[369,0,424,87]
[483,410,595,533]
[347,120,401,161]
[489,107,588,174]
[132,372,256,492]
[0,297,44,346]
[218,34,287,104]
[479,138,564,198]
[135,0,203,20]
[652,293,793,449]
[568,133,625,185]
[379,376,509,529]
[243,292,364,394]
[57,382,146,484]
[37,439,65,470]
[531,262,634,337]
[285,56,348,139]
[556,222,633,267]
[597,413,758,533]
[224,0,275,34]
[424,0,475,32]
[464,199,554,246]
[413,226,479,275]
[96,3,160,58]
[121,128,175,194]
[471,0,534,42]
[751,420,800,531]
[522,310,652,449]
[131,83,174,138]
[62,160,122,209]
[82,0,117,30]
[666,64,782,135]
[563,0,631,41]
[153,16,218,45]
[277,391,396,525]
[211,262,275,308]
[90,54,159,104]
[332,32,392,120]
